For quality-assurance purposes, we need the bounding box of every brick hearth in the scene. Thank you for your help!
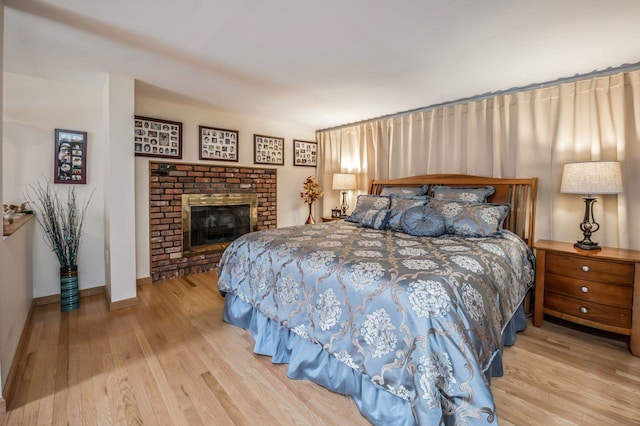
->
[149,161,277,282]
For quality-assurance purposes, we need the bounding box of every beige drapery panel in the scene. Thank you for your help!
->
[316,71,640,250]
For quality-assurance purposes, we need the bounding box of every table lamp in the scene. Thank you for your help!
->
[332,173,357,216]
[560,161,623,250]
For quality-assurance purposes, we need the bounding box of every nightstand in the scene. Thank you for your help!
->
[533,240,640,356]
[322,216,344,222]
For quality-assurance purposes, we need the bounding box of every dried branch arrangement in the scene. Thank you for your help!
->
[300,175,323,205]
[26,180,94,268]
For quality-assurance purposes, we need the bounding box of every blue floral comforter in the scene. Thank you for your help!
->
[217,221,535,425]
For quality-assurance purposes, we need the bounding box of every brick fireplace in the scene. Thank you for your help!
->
[149,161,277,282]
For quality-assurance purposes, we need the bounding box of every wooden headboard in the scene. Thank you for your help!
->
[369,174,538,248]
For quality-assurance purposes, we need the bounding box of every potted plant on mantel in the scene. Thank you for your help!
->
[27,180,93,312]
[300,175,323,224]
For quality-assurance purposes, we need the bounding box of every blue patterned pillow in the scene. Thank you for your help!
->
[400,205,446,237]
[346,195,391,223]
[387,197,430,230]
[380,185,427,197]
[430,200,510,237]
[432,186,495,203]
[359,208,392,230]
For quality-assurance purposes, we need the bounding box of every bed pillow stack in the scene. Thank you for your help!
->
[429,200,510,237]
[386,196,430,230]
[428,186,510,237]
[379,185,430,231]
[348,186,431,230]
[346,185,509,237]
[346,195,392,229]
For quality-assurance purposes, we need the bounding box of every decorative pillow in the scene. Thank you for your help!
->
[431,186,495,203]
[346,195,391,223]
[430,200,510,237]
[359,208,392,230]
[400,205,446,237]
[387,197,430,230]
[380,185,427,197]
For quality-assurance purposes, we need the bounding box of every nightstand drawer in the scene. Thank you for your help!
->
[545,272,633,309]
[545,253,634,286]
[544,292,632,329]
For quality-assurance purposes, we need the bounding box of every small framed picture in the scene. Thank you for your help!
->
[293,139,317,167]
[134,116,182,159]
[254,134,284,166]
[199,126,238,162]
[54,129,87,184]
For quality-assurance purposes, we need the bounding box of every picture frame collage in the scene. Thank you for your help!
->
[199,126,238,162]
[54,128,87,184]
[293,139,317,167]
[133,116,316,167]
[134,116,182,159]
[254,134,284,166]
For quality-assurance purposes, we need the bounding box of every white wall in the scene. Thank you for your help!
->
[134,96,317,278]
[103,75,137,302]
[3,72,106,297]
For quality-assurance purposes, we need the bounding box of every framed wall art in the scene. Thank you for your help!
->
[199,126,239,162]
[54,129,87,184]
[134,116,182,159]
[293,139,317,167]
[254,134,284,166]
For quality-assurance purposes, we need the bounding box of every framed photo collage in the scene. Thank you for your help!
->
[133,116,317,167]
[55,128,87,184]
[199,126,238,162]
[134,116,182,159]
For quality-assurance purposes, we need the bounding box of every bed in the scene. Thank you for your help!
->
[217,174,538,425]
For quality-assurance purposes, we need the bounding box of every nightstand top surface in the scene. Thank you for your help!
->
[534,239,640,262]
[321,216,344,222]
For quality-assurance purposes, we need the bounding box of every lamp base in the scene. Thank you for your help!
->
[574,240,601,251]
[340,190,349,216]
[573,196,602,251]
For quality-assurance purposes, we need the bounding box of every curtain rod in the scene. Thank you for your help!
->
[316,61,640,133]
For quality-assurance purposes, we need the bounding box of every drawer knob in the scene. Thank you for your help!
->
[580,286,589,293]
[581,265,590,272]
[580,307,588,314]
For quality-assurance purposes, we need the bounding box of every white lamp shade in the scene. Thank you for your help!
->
[560,161,623,195]
[332,173,357,190]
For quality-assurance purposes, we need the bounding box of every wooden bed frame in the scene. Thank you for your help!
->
[369,174,538,248]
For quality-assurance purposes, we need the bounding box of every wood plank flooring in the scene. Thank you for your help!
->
[1,271,639,425]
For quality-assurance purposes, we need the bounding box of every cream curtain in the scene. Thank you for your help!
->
[316,71,640,250]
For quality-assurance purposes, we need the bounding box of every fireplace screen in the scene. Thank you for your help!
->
[182,193,258,254]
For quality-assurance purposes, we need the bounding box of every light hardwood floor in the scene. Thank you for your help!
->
[1,271,639,425]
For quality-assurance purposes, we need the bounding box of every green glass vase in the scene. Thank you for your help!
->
[60,266,79,312]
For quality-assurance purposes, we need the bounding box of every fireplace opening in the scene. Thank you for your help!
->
[182,193,258,255]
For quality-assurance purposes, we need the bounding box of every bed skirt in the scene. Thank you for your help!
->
[221,293,528,425]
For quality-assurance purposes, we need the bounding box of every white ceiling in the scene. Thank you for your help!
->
[5,0,640,130]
